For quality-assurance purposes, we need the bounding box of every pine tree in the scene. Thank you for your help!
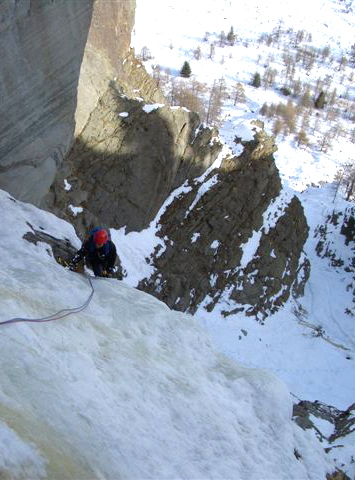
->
[315,91,326,109]
[227,26,236,46]
[260,103,269,116]
[180,61,192,78]
[251,72,261,88]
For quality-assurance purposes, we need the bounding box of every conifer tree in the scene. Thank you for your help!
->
[315,91,326,109]
[251,72,261,88]
[227,26,236,46]
[180,61,192,78]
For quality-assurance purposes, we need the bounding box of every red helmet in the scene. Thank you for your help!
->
[93,229,108,245]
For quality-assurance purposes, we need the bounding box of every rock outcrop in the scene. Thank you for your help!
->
[75,0,137,135]
[138,124,310,319]
[45,83,222,236]
[293,399,354,480]
[0,0,135,205]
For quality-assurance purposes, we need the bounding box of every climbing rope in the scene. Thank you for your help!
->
[0,276,95,327]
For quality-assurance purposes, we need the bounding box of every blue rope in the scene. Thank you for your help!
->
[0,276,95,326]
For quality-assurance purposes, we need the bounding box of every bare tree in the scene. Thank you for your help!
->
[233,83,246,105]
[292,78,302,97]
[337,163,355,200]
[206,78,228,125]
[296,129,309,147]
[219,31,226,47]
[193,45,202,60]
[152,64,163,88]
[140,46,152,61]
[299,87,312,108]
[284,99,296,134]
[209,43,216,60]
[263,67,278,89]
[318,130,333,152]
[272,118,284,137]
[173,79,207,119]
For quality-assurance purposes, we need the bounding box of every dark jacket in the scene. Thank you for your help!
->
[71,237,117,271]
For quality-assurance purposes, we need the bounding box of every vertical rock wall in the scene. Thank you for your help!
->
[0,0,94,203]
[75,0,136,135]
[0,0,135,205]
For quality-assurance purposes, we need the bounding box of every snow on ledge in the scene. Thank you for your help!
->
[142,103,165,113]
[234,119,262,142]
[69,205,83,217]
[63,179,72,191]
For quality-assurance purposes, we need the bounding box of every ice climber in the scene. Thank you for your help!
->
[69,228,117,277]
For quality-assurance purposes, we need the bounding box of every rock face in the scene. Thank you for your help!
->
[138,125,310,319]
[293,399,354,480]
[45,83,222,236]
[75,0,137,135]
[0,0,135,205]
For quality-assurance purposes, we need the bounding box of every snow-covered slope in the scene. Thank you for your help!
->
[0,188,335,479]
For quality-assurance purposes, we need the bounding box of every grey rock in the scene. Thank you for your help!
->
[0,0,94,203]
[293,399,355,454]
[0,0,136,205]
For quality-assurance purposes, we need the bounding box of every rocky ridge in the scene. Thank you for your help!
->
[138,122,310,319]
